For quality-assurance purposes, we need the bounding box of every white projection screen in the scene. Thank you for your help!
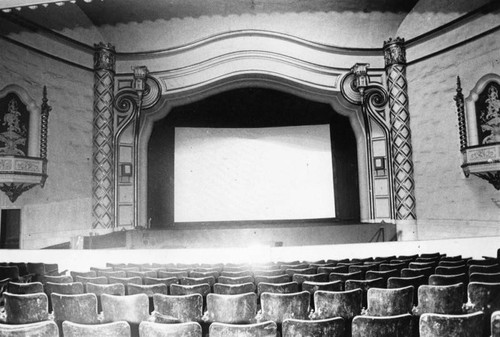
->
[174,125,336,222]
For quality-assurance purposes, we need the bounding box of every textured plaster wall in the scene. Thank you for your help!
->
[403,22,500,239]
[0,38,97,248]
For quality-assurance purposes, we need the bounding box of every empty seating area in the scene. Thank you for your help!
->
[0,252,499,336]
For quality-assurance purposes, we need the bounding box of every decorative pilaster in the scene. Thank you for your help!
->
[92,42,116,229]
[454,76,467,151]
[40,86,50,187]
[384,37,417,228]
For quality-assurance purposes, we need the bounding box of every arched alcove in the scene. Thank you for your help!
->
[147,87,360,228]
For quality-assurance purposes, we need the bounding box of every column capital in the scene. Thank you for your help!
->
[383,37,406,67]
[94,42,116,72]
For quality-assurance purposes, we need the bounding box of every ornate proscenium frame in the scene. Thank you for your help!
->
[456,74,500,190]
[341,63,392,220]
[113,66,160,228]
[0,85,50,202]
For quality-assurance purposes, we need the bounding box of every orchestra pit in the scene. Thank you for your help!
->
[0,0,499,336]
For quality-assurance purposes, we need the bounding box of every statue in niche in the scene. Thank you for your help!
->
[0,93,29,156]
[477,82,500,144]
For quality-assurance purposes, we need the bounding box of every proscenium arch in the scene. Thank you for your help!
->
[137,73,370,227]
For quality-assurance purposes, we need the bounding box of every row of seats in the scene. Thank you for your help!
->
[1,252,499,336]
[1,290,499,336]
[1,311,499,337]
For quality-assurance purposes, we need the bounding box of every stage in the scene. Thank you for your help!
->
[76,221,397,250]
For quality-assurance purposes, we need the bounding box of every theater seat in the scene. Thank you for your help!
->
[0,321,58,337]
[352,313,414,337]
[3,292,49,324]
[205,292,257,324]
[282,317,344,337]
[7,281,43,294]
[51,293,99,332]
[467,282,500,337]
[365,286,414,316]
[213,282,255,295]
[209,321,278,337]
[415,284,465,315]
[260,291,310,324]
[257,282,299,297]
[101,294,150,337]
[152,293,203,323]
[419,311,484,337]
[138,321,202,337]
[63,321,131,337]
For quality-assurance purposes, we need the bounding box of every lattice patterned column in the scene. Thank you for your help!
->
[92,43,116,229]
[383,37,417,239]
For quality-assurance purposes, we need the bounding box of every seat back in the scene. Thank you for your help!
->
[143,276,178,287]
[70,270,97,279]
[492,311,500,337]
[435,265,468,276]
[282,317,344,337]
[260,291,310,323]
[40,275,73,284]
[217,275,255,285]
[348,264,378,278]
[0,321,58,337]
[209,321,277,337]
[158,270,189,279]
[254,274,291,285]
[220,270,253,277]
[101,293,150,324]
[62,321,131,337]
[469,264,500,275]
[74,275,107,287]
[257,282,299,297]
[301,280,342,294]
[213,282,255,295]
[365,269,399,283]
[170,283,210,297]
[0,266,20,281]
[138,321,201,337]
[352,313,414,337]
[292,273,328,285]
[7,281,43,294]
[314,289,362,320]
[468,282,500,313]
[181,276,216,287]
[206,292,257,324]
[416,283,464,315]
[3,291,49,324]
[51,293,99,324]
[429,273,468,286]
[366,286,414,317]
[127,283,169,297]
[153,293,203,323]
[469,272,500,283]
[419,311,484,337]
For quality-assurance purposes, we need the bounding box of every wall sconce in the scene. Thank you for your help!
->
[120,163,132,183]
[374,156,387,176]
[351,63,370,98]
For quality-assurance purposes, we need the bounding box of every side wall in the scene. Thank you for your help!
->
[401,6,500,239]
[0,38,96,248]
